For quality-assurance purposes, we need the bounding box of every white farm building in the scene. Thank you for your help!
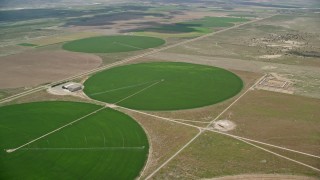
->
[62,83,83,92]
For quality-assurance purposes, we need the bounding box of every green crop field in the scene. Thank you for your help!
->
[0,101,149,179]
[138,16,249,34]
[17,43,38,47]
[84,62,243,110]
[62,35,165,53]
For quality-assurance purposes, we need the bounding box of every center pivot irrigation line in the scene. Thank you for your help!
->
[0,15,276,104]
[20,146,145,151]
[4,106,106,153]
[113,41,143,50]
[115,79,164,104]
[89,80,161,96]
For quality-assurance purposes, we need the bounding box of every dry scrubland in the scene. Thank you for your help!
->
[151,132,319,179]
[222,90,320,155]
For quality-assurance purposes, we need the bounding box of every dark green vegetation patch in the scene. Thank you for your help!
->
[17,43,37,47]
[140,17,249,34]
[62,35,165,53]
[0,101,149,179]
[84,62,243,110]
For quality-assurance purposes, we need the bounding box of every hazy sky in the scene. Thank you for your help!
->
[0,0,128,9]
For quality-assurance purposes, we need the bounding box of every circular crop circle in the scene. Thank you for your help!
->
[0,101,149,179]
[62,35,165,53]
[84,62,243,110]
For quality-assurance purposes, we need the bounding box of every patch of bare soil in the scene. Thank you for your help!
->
[212,120,236,132]
[258,54,282,59]
[0,50,102,89]
[255,73,294,94]
[205,174,318,180]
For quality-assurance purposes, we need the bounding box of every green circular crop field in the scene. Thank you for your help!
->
[62,35,165,53]
[0,101,149,179]
[84,62,243,110]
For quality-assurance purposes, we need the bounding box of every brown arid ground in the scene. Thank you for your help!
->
[221,90,320,155]
[0,50,102,89]
[118,108,199,179]
[205,174,318,180]
[151,132,320,179]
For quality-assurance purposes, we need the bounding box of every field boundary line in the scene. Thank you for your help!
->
[0,15,276,104]
[90,80,161,96]
[5,106,106,153]
[115,79,164,104]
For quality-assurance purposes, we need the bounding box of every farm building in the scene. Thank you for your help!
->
[62,83,83,92]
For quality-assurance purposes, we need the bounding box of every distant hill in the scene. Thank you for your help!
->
[0,0,128,9]
[1,0,319,10]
